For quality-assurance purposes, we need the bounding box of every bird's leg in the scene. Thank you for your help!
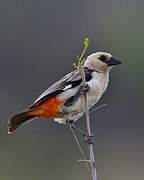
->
[66,120,87,137]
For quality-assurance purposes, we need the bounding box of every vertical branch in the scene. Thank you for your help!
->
[73,38,97,180]
[80,65,97,180]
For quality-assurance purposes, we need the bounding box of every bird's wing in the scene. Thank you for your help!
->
[29,68,93,109]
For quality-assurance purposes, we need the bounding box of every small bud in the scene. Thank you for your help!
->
[84,38,89,49]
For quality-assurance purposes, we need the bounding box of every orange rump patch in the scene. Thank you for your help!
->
[38,97,64,118]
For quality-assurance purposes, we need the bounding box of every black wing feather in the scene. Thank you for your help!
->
[29,68,93,109]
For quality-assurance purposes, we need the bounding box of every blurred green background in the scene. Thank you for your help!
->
[0,0,144,179]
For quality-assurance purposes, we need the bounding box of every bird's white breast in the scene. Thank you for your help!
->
[86,71,109,108]
[56,71,109,123]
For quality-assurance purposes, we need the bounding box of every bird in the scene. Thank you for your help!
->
[8,52,121,134]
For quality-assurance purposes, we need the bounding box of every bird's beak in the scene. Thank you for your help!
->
[106,57,122,66]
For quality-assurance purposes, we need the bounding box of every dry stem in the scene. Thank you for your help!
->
[80,65,97,180]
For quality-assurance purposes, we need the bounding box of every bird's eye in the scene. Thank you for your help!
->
[99,55,107,62]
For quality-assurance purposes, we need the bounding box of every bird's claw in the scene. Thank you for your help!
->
[80,84,90,95]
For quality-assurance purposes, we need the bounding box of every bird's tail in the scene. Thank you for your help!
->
[8,108,44,134]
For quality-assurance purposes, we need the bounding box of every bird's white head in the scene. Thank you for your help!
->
[84,52,122,73]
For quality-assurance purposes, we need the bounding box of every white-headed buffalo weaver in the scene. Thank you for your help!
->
[8,52,121,134]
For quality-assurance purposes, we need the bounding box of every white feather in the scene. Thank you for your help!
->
[62,84,72,90]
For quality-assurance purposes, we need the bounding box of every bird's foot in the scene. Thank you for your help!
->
[80,84,90,95]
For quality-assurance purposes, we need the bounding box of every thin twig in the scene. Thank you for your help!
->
[73,38,89,70]
[78,159,91,162]
[73,38,97,180]
[68,124,91,177]
[80,65,97,180]
[91,104,107,113]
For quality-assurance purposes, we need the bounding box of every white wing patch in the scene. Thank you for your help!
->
[62,84,72,90]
